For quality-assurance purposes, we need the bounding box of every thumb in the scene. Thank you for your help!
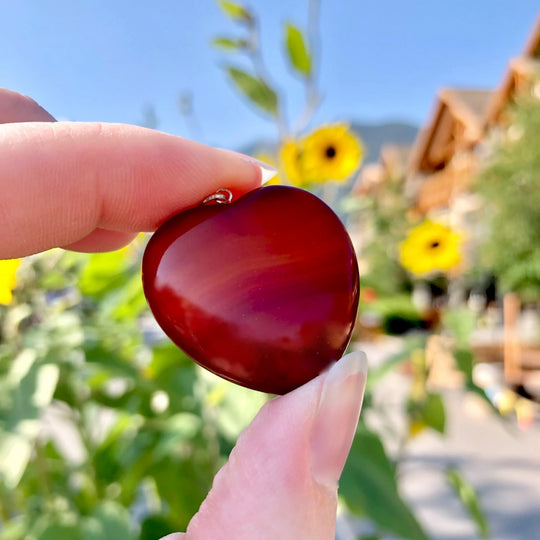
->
[162,351,367,540]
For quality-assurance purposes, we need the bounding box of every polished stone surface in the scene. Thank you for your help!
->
[143,186,359,394]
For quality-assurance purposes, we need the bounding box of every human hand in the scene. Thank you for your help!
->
[0,89,367,540]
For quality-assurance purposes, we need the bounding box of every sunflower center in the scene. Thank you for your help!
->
[325,146,337,159]
[429,240,441,249]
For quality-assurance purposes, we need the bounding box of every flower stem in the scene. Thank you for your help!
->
[294,0,323,133]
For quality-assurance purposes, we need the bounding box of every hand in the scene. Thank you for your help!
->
[0,89,367,540]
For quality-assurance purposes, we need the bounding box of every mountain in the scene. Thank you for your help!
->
[349,121,418,165]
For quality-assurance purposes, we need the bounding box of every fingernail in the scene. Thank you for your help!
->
[240,157,278,185]
[310,351,367,488]
[216,148,279,185]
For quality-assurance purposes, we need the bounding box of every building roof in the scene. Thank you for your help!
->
[441,89,493,128]
[485,14,540,126]
[409,88,493,174]
[523,13,540,58]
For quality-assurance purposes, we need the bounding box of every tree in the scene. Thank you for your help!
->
[475,86,540,302]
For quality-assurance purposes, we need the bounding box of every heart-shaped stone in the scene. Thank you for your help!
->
[142,185,359,394]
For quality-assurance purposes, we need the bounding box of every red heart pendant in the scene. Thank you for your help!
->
[142,185,359,394]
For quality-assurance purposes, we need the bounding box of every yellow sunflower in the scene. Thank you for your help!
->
[301,124,363,184]
[0,259,20,305]
[279,140,305,187]
[400,221,462,276]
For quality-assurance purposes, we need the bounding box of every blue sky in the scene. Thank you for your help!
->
[1,1,538,150]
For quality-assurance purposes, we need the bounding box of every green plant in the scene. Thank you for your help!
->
[344,321,492,540]
[357,174,413,297]
[212,0,363,194]
[474,87,540,302]
[0,246,266,539]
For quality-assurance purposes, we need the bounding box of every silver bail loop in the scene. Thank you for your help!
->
[202,188,233,205]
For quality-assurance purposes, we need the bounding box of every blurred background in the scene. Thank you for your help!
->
[0,1,539,539]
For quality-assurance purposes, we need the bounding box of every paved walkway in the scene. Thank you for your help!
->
[339,339,540,540]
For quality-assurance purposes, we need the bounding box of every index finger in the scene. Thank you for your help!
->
[0,88,56,124]
[0,121,263,258]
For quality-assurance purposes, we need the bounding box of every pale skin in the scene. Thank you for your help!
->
[0,88,367,540]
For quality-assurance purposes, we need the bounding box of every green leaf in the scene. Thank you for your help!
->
[454,348,474,379]
[465,382,501,417]
[110,273,148,321]
[225,66,279,117]
[443,307,477,347]
[140,515,177,540]
[23,311,84,355]
[340,425,429,540]
[149,342,193,379]
[31,514,83,540]
[154,364,198,413]
[84,345,140,380]
[154,413,202,459]
[453,348,501,416]
[284,22,311,76]
[217,0,252,23]
[5,358,59,434]
[0,518,27,539]
[37,524,83,540]
[366,335,427,389]
[408,393,445,435]
[92,415,153,491]
[446,466,490,538]
[208,379,267,443]
[78,250,131,299]
[33,364,60,408]
[421,392,446,434]
[82,501,137,540]
[7,348,36,387]
[152,457,214,530]
[212,36,246,51]
[0,431,33,488]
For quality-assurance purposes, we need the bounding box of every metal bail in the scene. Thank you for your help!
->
[202,188,233,205]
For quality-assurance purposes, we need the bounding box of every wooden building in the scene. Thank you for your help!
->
[485,13,540,127]
[406,88,492,215]
[353,144,412,197]
[405,14,540,216]
[353,15,540,391]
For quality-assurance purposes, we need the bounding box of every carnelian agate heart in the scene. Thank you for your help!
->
[142,185,359,394]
